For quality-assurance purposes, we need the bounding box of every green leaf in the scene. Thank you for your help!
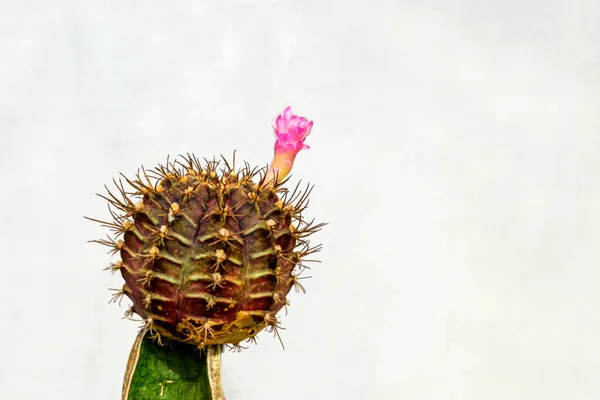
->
[122,328,225,400]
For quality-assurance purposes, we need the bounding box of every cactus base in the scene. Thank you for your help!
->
[123,326,224,400]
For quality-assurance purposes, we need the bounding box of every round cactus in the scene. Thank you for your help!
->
[90,153,323,350]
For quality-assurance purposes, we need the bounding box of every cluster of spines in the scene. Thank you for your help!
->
[88,154,324,350]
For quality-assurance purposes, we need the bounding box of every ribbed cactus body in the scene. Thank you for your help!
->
[93,156,321,349]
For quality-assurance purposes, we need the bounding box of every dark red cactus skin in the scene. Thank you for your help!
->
[91,156,322,349]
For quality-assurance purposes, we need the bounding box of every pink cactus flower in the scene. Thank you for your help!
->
[264,106,313,185]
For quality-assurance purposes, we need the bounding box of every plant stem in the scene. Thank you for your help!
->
[121,327,225,399]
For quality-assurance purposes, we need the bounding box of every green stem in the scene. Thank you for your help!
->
[122,327,225,399]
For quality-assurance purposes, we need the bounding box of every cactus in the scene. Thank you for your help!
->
[89,107,323,399]
[95,155,322,348]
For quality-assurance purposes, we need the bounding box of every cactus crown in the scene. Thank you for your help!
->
[89,154,323,350]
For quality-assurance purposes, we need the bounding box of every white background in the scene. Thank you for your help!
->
[1,1,599,399]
